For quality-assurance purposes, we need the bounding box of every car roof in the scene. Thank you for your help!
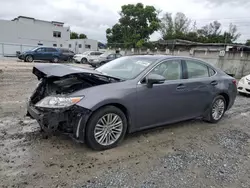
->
[86,51,101,53]
[37,46,56,48]
[127,55,209,64]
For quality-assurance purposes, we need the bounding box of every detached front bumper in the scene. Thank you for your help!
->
[18,54,25,60]
[27,104,92,142]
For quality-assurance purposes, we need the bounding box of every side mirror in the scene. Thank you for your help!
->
[146,74,165,88]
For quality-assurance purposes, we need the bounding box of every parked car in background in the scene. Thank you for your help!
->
[89,53,122,67]
[237,74,250,95]
[73,51,103,64]
[59,48,75,62]
[18,47,75,63]
[27,55,237,150]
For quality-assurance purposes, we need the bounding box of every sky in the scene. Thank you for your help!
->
[0,0,250,43]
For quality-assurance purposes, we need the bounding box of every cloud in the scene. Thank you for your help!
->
[0,0,249,43]
[202,0,250,6]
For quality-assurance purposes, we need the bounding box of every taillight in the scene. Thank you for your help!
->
[232,79,237,85]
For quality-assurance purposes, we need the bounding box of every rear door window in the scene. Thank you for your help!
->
[47,48,58,52]
[108,54,115,59]
[96,52,103,56]
[116,54,122,58]
[185,60,209,79]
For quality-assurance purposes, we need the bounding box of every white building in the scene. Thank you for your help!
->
[67,39,98,54]
[0,16,98,56]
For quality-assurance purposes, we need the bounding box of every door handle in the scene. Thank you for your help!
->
[176,84,186,90]
[210,81,218,86]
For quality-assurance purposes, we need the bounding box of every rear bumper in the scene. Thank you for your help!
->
[27,103,92,142]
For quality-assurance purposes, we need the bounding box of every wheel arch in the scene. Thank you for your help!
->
[218,92,230,110]
[25,54,34,59]
[86,103,131,135]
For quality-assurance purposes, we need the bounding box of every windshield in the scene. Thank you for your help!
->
[82,51,90,55]
[31,47,39,51]
[100,53,109,57]
[96,56,156,80]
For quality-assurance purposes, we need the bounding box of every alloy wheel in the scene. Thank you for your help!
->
[212,98,225,120]
[94,113,123,146]
[26,56,33,62]
[53,57,59,63]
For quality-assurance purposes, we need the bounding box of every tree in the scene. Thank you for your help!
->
[160,12,241,44]
[70,32,78,39]
[70,32,87,39]
[106,3,160,48]
[227,23,241,42]
[79,33,87,39]
[246,39,250,46]
[106,24,124,48]
[160,12,191,40]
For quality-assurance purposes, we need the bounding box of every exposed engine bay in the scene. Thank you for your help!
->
[30,73,120,105]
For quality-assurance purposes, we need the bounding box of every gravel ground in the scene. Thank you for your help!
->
[0,59,250,188]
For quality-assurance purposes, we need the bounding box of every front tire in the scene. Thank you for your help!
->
[85,106,127,150]
[25,55,33,62]
[81,58,87,64]
[204,95,226,123]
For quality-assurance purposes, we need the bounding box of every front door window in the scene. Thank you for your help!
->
[150,60,182,80]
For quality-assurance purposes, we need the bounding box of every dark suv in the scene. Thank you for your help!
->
[18,47,75,63]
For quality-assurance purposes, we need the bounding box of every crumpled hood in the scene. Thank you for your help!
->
[32,63,121,81]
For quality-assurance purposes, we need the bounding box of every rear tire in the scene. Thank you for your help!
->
[52,57,59,63]
[85,106,127,150]
[25,55,33,62]
[204,95,226,123]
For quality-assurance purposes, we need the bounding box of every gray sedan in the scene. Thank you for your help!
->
[27,55,237,150]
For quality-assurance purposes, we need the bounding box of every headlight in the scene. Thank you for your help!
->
[239,78,245,84]
[35,96,83,108]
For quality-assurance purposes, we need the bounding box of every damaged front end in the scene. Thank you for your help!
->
[27,63,121,141]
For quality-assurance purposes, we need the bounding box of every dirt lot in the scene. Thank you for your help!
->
[1,59,250,188]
